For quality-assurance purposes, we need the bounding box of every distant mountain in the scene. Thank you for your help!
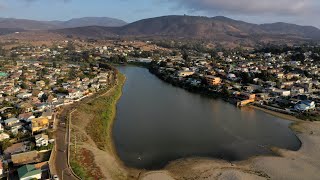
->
[0,17,127,30]
[1,15,320,46]
[53,26,117,38]
[53,15,320,43]
[56,17,127,28]
[259,22,320,40]
[116,15,320,40]
[0,18,60,30]
[0,28,26,35]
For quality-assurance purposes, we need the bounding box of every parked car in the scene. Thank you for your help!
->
[52,175,59,180]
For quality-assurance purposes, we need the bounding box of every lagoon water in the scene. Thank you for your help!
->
[112,66,301,170]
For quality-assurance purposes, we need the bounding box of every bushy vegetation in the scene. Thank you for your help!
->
[85,73,125,151]
[297,113,320,122]
[69,70,125,179]
[70,160,90,179]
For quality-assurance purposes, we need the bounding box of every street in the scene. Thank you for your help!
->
[54,105,78,180]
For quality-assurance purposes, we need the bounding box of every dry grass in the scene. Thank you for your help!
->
[70,147,105,180]
[69,72,127,180]
[85,73,125,151]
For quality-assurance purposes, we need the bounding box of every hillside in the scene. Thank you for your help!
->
[57,17,127,28]
[0,18,60,30]
[53,15,320,43]
[1,15,320,46]
[0,28,26,35]
[0,17,127,30]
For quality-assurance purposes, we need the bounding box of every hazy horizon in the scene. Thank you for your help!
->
[0,0,319,28]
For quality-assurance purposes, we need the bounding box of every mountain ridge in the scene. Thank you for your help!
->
[1,15,320,45]
[0,17,127,30]
[52,15,320,41]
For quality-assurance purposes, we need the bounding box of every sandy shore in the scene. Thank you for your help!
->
[249,105,300,121]
[140,121,320,180]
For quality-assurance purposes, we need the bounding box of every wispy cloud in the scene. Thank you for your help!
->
[23,0,71,2]
[165,0,317,16]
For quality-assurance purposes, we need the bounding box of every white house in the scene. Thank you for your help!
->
[4,118,19,126]
[227,73,237,81]
[294,100,316,111]
[273,89,291,97]
[67,89,83,99]
[16,93,32,99]
[35,134,49,147]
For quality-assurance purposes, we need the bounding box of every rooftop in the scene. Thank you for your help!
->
[17,164,42,179]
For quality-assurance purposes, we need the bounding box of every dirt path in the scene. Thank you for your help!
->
[78,144,128,180]
[71,125,97,147]
[74,85,117,134]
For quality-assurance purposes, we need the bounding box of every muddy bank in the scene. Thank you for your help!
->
[140,121,320,180]
[250,105,300,122]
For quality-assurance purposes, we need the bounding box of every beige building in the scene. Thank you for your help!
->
[177,71,195,77]
[31,117,49,133]
[205,75,222,85]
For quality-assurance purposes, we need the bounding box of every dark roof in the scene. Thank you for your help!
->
[17,164,41,179]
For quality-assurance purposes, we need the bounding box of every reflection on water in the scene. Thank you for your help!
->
[112,66,301,170]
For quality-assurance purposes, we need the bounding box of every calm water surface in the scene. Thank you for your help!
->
[113,66,301,170]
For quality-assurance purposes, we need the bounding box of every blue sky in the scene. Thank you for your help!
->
[0,0,319,27]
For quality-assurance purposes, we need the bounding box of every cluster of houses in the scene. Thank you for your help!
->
[0,61,114,179]
[150,50,320,116]
[7,40,163,63]
[1,39,320,178]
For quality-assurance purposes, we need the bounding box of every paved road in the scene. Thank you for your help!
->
[54,105,78,180]
[53,74,117,180]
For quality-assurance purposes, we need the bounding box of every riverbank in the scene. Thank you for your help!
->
[69,65,320,180]
[249,105,300,122]
[114,66,319,180]
[140,120,320,180]
[148,64,320,123]
[69,71,135,180]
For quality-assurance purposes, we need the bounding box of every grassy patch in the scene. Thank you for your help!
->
[70,147,105,180]
[69,71,126,180]
[70,159,91,180]
[85,73,126,151]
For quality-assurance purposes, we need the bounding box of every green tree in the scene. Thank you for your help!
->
[21,82,29,90]
[221,85,231,97]
[66,41,76,51]
[0,139,12,151]
[53,62,57,68]
[56,88,69,94]
[182,50,189,61]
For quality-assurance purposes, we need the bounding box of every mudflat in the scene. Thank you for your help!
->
[142,121,320,180]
